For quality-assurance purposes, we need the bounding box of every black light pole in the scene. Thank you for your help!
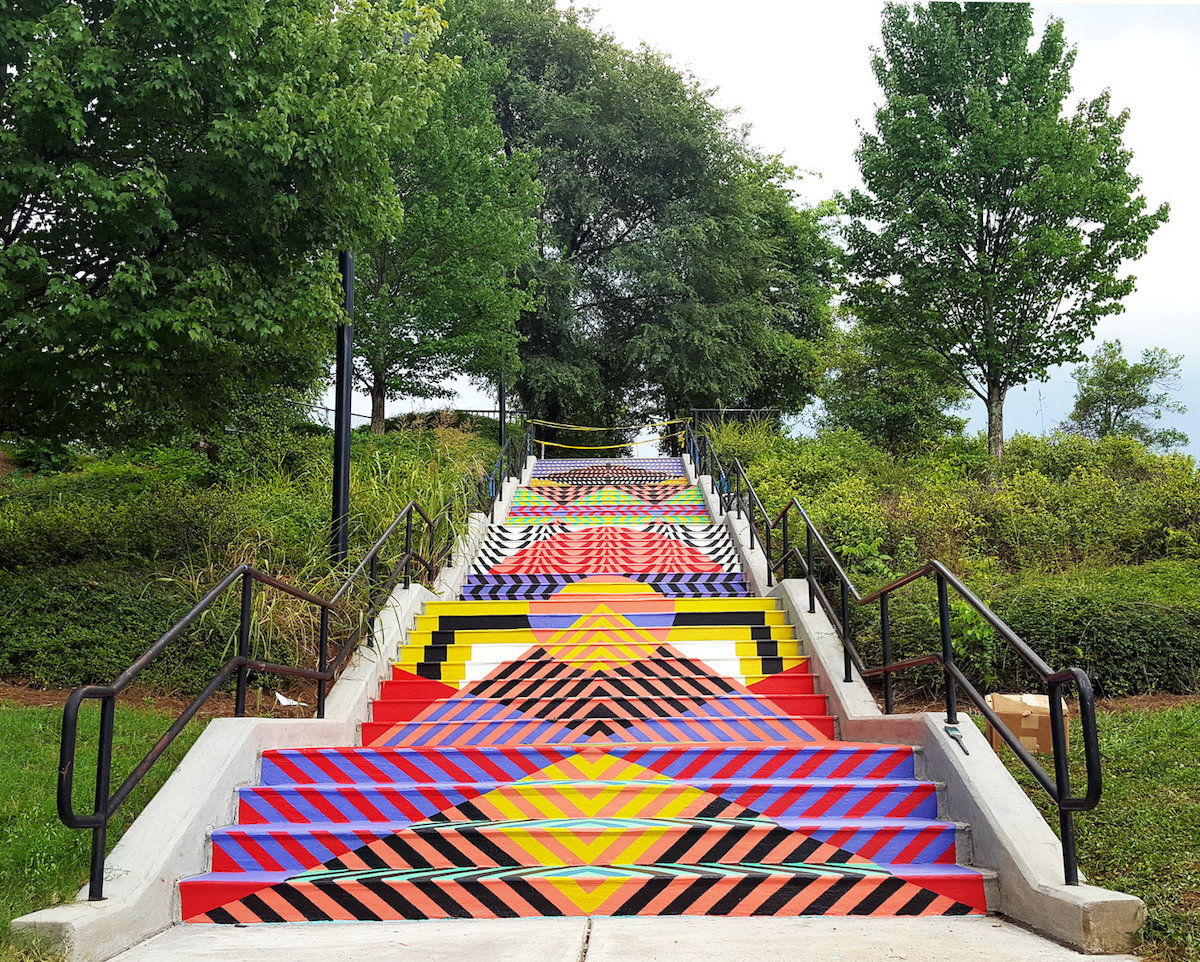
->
[331,250,354,566]
[498,373,507,449]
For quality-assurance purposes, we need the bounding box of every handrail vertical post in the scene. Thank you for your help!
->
[841,578,852,683]
[403,512,413,589]
[764,521,773,587]
[367,554,379,649]
[88,694,115,900]
[937,573,958,724]
[806,525,815,613]
[881,594,894,715]
[317,607,330,719]
[781,511,790,581]
[1049,682,1079,884]
[235,573,253,717]
[748,486,756,550]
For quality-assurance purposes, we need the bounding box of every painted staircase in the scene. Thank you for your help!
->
[180,457,988,922]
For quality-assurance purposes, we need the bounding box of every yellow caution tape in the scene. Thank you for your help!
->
[535,432,685,451]
[528,417,687,433]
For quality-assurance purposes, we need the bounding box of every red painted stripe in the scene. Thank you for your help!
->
[887,784,933,819]
[894,826,947,864]
[276,831,324,869]
[267,753,319,785]
[256,788,311,825]
[232,834,287,873]
[843,786,894,819]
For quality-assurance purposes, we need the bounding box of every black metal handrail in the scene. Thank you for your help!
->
[685,422,1102,886]
[58,430,532,901]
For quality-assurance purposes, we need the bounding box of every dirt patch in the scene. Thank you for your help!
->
[0,679,322,719]
[0,449,16,480]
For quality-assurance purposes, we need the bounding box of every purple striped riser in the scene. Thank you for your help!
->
[460,573,750,600]
[236,779,939,826]
[257,744,920,787]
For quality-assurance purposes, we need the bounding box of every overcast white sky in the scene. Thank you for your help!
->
[353,1,1200,453]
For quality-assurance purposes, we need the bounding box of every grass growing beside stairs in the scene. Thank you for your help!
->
[994,700,1200,962]
[0,697,207,961]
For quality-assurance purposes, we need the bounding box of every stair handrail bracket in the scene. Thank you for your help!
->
[57,430,532,902]
[685,421,1102,886]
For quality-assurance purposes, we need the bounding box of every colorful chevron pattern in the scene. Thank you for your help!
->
[181,457,987,922]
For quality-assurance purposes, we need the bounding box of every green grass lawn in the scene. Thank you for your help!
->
[0,698,206,961]
[995,702,1200,962]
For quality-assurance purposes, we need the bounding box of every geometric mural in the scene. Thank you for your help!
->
[180,457,987,922]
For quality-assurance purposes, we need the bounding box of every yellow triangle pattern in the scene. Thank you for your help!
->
[543,607,662,669]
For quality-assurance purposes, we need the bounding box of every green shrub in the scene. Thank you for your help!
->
[990,562,1200,696]
[0,564,228,690]
[12,437,77,474]
[853,562,1200,698]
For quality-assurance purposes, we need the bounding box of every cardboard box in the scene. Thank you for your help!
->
[984,692,1070,754]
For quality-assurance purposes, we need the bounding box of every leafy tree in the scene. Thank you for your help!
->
[1,0,455,443]
[1061,339,1188,449]
[842,2,1168,460]
[817,318,967,452]
[477,0,837,431]
[353,0,541,434]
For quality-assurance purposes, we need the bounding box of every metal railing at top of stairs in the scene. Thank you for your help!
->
[57,428,533,901]
[684,422,1102,887]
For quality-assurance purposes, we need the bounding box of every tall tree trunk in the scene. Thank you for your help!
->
[370,372,387,435]
[987,382,1006,460]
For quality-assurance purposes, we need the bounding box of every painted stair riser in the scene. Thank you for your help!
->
[529,475,689,486]
[396,662,810,690]
[461,585,751,600]
[510,491,707,507]
[413,612,792,633]
[235,780,939,827]
[531,459,686,473]
[397,645,805,668]
[405,626,797,648]
[257,745,920,788]
[359,716,839,746]
[384,666,816,695]
[422,598,781,615]
[504,512,710,523]
[398,633,801,662]
[371,694,831,724]
[388,671,811,695]
[213,818,955,874]
[183,867,986,923]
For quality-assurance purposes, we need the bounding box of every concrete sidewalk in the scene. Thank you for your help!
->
[108,917,1141,962]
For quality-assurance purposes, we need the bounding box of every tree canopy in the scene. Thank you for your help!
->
[476,0,839,432]
[1,0,455,442]
[1061,339,1188,450]
[352,0,541,433]
[842,2,1168,460]
[816,316,967,452]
